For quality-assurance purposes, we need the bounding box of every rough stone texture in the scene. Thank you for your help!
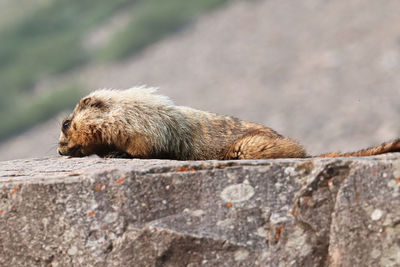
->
[0,155,399,266]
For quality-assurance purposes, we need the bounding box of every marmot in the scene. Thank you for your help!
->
[58,87,400,160]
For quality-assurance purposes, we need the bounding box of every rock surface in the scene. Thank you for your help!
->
[0,155,399,266]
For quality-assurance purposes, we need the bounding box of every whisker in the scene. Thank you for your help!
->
[45,145,57,154]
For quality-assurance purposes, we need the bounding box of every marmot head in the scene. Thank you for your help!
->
[58,87,175,157]
[58,94,113,157]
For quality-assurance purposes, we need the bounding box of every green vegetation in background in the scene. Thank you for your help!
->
[0,0,136,99]
[100,0,228,60]
[0,0,51,32]
[0,0,231,141]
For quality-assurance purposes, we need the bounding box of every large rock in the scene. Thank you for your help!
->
[0,155,399,266]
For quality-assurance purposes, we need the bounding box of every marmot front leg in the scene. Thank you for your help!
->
[224,130,306,160]
[103,151,134,158]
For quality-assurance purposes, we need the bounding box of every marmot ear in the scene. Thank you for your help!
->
[80,97,107,110]
[82,97,92,106]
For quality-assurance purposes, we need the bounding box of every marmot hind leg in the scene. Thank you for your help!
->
[224,130,307,160]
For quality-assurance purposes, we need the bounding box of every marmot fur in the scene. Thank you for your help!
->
[58,87,400,160]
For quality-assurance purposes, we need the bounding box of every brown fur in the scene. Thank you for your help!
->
[317,138,400,158]
[58,88,400,160]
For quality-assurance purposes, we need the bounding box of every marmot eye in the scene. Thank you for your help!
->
[62,120,71,130]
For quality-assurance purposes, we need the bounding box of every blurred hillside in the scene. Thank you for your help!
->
[1,0,400,161]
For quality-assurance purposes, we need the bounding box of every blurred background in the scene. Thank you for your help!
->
[0,0,399,161]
